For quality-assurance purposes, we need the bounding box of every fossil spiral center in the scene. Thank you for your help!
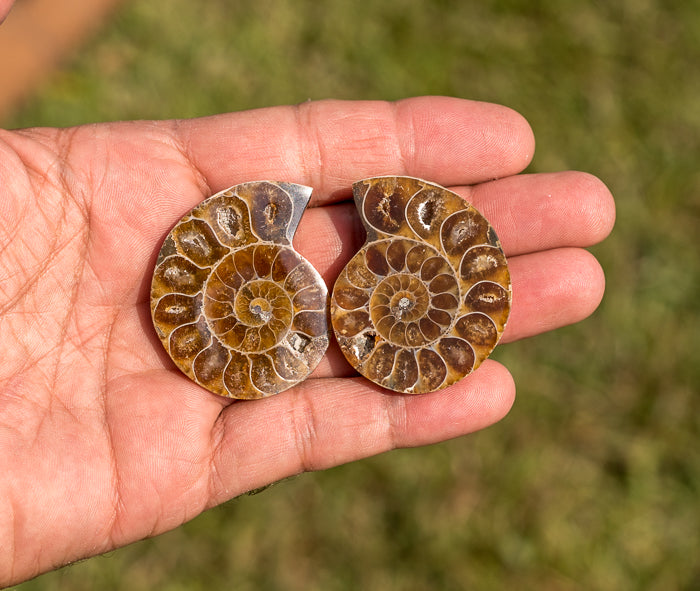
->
[203,270,294,353]
[233,280,290,328]
[397,296,411,309]
[369,273,447,347]
[390,292,420,320]
[249,297,273,322]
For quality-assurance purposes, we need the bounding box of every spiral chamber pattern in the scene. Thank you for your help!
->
[331,176,511,394]
[150,181,328,399]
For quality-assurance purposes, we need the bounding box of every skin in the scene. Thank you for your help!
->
[0,96,615,586]
[0,0,12,23]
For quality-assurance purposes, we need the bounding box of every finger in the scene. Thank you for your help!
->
[455,171,616,256]
[178,97,535,203]
[208,359,515,502]
[502,247,605,343]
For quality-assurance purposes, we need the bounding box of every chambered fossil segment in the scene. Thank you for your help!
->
[151,181,328,399]
[331,176,511,393]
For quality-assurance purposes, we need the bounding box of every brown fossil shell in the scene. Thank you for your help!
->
[331,176,511,394]
[150,181,328,399]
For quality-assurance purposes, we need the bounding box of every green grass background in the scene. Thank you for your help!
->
[5,0,700,589]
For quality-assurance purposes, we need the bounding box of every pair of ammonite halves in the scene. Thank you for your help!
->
[150,176,511,399]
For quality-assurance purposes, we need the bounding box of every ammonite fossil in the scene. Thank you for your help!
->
[331,176,511,394]
[150,181,328,399]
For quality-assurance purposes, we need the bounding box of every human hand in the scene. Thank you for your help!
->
[0,97,614,586]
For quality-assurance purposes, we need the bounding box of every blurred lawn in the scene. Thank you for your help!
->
[5,0,700,589]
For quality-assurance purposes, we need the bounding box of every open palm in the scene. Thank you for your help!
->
[0,97,614,586]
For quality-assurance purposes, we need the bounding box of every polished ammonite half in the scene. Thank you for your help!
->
[330,176,511,393]
[151,181,328,399]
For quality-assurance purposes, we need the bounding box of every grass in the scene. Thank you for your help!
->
[5,0,700,589]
